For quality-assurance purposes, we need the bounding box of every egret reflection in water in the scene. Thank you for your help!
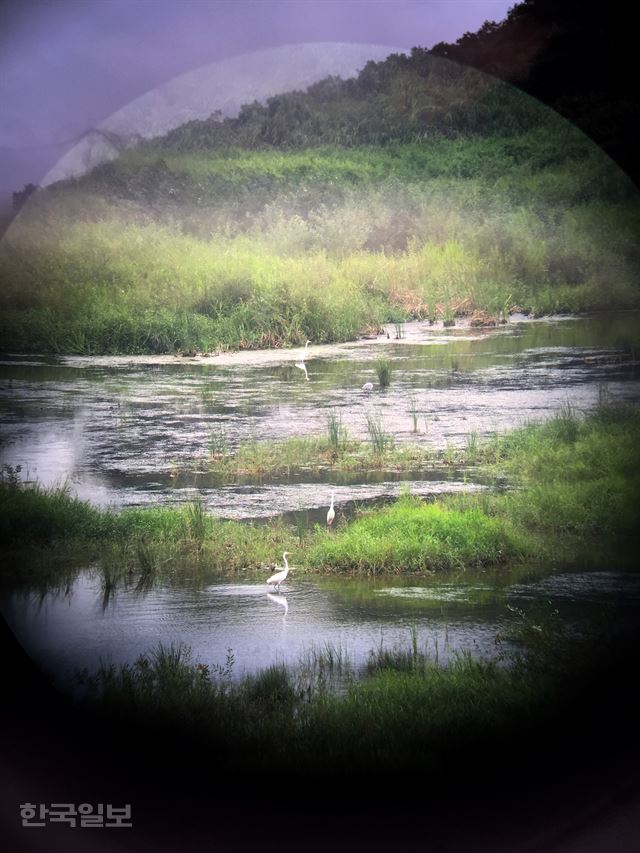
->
[266,592,289,617]
[294,360,309,380]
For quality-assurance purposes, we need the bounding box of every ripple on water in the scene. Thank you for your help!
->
[205,584,267,596]
[507,572,640,603]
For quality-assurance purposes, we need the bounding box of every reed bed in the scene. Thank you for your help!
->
[1,133,639,355]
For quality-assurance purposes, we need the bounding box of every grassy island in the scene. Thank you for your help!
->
[3,403,638,586]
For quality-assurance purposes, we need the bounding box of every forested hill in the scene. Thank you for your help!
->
[154,50,552,153]
[142,0,638,185]
[429,0,639,186]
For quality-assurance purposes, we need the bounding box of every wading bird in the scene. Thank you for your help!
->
[267,552,291,592]
[327,492,335,527]
[362,382,374,392]
[294,339,312,380]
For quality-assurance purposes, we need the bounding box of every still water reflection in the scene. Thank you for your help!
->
[4,567,640,687]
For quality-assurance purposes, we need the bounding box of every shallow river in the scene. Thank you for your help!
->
[1,312,639,683]
[1,312,639,519]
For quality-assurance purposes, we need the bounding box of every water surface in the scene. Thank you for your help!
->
[1,312,638,519]
[3,566,639,687]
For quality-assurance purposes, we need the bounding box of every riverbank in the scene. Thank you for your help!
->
[1,133,639,355]
[53,593,640,786]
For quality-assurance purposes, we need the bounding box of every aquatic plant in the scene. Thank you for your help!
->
[408,396,420,433]
[366,627,428,673]
[366,412,393,455]
[374,359,392,388]
[185,500,207,549]
[465,431,480,462]
[442,303,456,327]
[208,426,228,456]
[325,409,347,454]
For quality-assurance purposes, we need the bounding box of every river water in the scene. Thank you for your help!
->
[1,312,638,517]
[1,312,639,684]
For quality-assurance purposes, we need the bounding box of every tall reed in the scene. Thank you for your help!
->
[374,359,392,388]
[366,413,393,455]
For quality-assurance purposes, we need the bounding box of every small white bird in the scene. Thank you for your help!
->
[266,552,291,592]
[362,382,374,392]
[301,339,311,359]
[327,492,335,527]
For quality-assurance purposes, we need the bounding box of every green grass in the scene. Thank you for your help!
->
[206,429,432,477]
[308,403,640,574]
[374,358,392,388]
[308,496,529,573]
[75,636,540,778]
[73,608,636,783]
[1,132,639,355]
[325,409,348,455]
[365,412,394,456]
[0,485,298,590]
[2,403,639,589]
[78,632,531,739]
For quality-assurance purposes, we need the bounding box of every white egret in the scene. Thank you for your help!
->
[301,339,311,360]
[327,492,335,527]
[266,552,291,592]
[362,382,374,392]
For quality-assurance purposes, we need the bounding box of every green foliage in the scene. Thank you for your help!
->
[147,51,593,154]
[325,409,348,454]
[308,494,527,573]
[374,359,392,388]
[366,413,394,456]
[1,120,639,355]
[0,483,107,545]
[185,500,207,549]
[74,632,566,779]
[208,426,228,456]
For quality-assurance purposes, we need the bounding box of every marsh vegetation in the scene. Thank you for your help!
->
[2,54,639,355]
[3,403,638,587]
[2,46,640,789]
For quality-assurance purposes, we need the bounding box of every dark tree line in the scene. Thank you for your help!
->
[430,1,640,186]
[152,2,638,187]
[156,50,556,154]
